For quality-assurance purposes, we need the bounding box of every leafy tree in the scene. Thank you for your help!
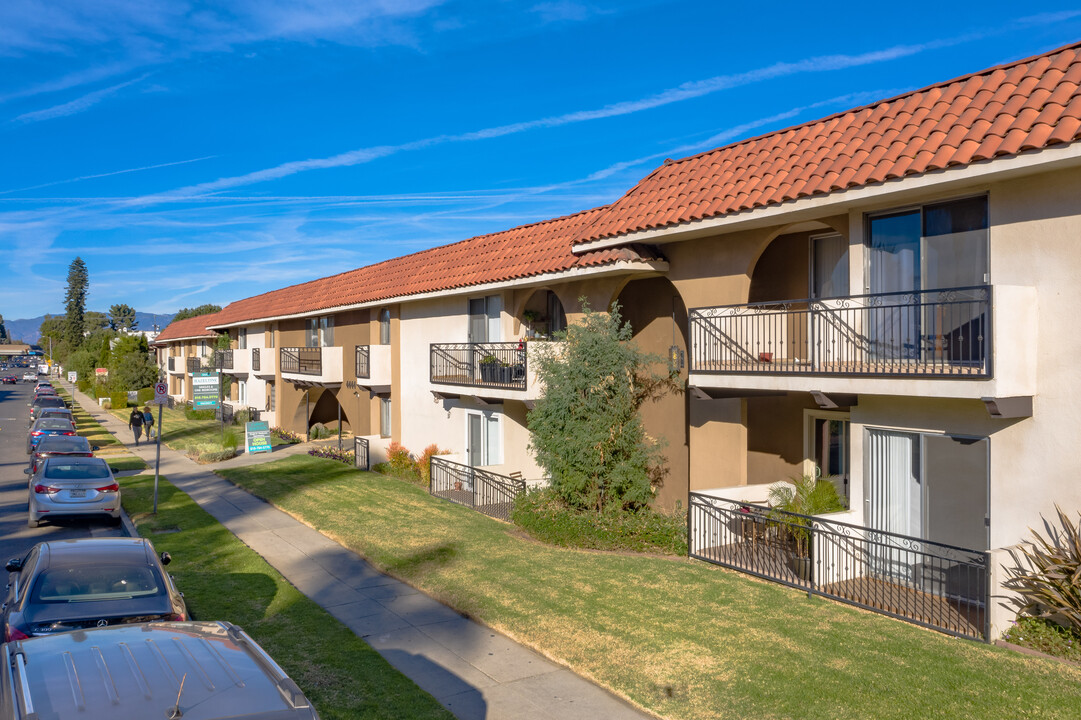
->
[528,301,680,512]
[108,303,138,332]
[108,336,158,391]
[0,313,8,342]
[63,257,89,348]
[85,311,109,333]
[173,304,222,322]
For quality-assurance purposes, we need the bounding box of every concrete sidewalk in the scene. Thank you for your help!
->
[76,391,653,720]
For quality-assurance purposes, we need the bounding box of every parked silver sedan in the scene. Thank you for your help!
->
[25,457,120,528]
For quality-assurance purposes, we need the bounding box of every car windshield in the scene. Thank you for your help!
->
[31,566,164,602]
[43,462,111,480]
[37,437,91,453]
[36,419,74,430]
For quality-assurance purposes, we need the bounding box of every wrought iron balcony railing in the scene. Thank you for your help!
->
[689,492,990,640]
[186,357,202,374]
[251,347,261,372]
[280,346,322,376]
[429,342,527,391]
[429,456,526,522]
[355,345,370,379]
[689,285,991,378]
[213,349,234,369]
[167,357,176,372]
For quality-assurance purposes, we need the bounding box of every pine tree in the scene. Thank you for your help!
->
[63,257,89,348]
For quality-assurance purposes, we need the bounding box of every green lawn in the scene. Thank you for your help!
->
[121,474,453,720]
[219,456,1081,720]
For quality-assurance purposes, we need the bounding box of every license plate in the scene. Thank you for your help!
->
[69,489,86,498]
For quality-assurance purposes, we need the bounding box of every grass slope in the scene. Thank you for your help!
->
[122,474,452,720]
[219,455,1081,720]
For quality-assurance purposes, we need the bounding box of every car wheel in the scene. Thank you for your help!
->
[28,516,40,528]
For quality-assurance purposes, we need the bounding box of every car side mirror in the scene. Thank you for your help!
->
[160,552,172,566]
[5,559,22,573]
[23,468,31,475]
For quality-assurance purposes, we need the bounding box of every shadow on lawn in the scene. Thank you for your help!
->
[384,543,460,576]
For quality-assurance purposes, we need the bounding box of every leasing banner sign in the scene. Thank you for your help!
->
[192,372,220,409]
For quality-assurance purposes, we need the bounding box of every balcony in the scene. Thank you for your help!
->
[251,347,276,378]
[687,285,1035,400]
[167,357,183,375]
[355,344,391,391]
[430,342,547,402]
[186,357,203,374]
[280,346,343,386]
[214,348,251,375]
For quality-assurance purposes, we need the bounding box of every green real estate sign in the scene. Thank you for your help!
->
[246,421,272,455]
[192,372,220,409]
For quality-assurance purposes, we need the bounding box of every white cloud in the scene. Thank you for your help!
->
[14,74,151,123]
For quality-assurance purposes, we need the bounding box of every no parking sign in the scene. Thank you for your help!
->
[151,382,169,405]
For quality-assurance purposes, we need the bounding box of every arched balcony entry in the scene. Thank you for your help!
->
[518,289,567,340]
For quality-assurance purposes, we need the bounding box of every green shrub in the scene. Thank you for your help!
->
[222,428,240,451]
[110,391,129,409]
[1006,505,1081,634]
[234,409,251,426]
[1003,616,1081,662]
[136,387,155,404]
[512,488,687,555]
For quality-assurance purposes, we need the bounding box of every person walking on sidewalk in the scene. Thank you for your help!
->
[142,405,155,440]
[128,406,145,446]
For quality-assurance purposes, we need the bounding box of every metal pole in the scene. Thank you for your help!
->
[337,402,342,454]
[153,403,162,514]
[305,391,310,442]
[218,352,224,438]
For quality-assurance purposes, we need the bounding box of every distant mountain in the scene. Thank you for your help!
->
[5,312,176,345]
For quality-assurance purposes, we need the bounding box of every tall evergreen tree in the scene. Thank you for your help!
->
[0,313,8,342]
[63,257,89,348]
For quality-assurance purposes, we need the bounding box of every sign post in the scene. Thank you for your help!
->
[150,382,169,514]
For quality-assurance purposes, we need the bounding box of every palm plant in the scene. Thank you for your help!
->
[1006,505,1081,634]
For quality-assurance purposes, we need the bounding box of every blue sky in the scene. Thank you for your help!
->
[3,1,1081,321]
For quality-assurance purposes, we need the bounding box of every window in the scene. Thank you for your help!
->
[198,340,207,356]
[804,411,850,504]
[546,291,567,335]
[469,295,502,343]
[268,382,275,412]
[266,324,275,348]
[379,309,391,345]
[379,397,392,438]
[237,328,247,350]
[866,195,988,295]
[305,316,334,347]
[237,380,247,405]
[465,410,502,466]
[810,234,849,299]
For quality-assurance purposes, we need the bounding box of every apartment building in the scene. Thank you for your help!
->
[154,42,1081,639]
[154,313,223,404]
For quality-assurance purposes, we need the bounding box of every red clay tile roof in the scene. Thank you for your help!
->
[203,207,662,327]
[574,41,1081,244]
[153,312,223,344]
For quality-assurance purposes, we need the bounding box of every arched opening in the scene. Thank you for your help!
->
[614,276,689,511]
[518,288,567,339]
[309,387,351,434]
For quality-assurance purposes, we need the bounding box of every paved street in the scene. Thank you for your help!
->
[0,379,124,565]
[52,388,653,720]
